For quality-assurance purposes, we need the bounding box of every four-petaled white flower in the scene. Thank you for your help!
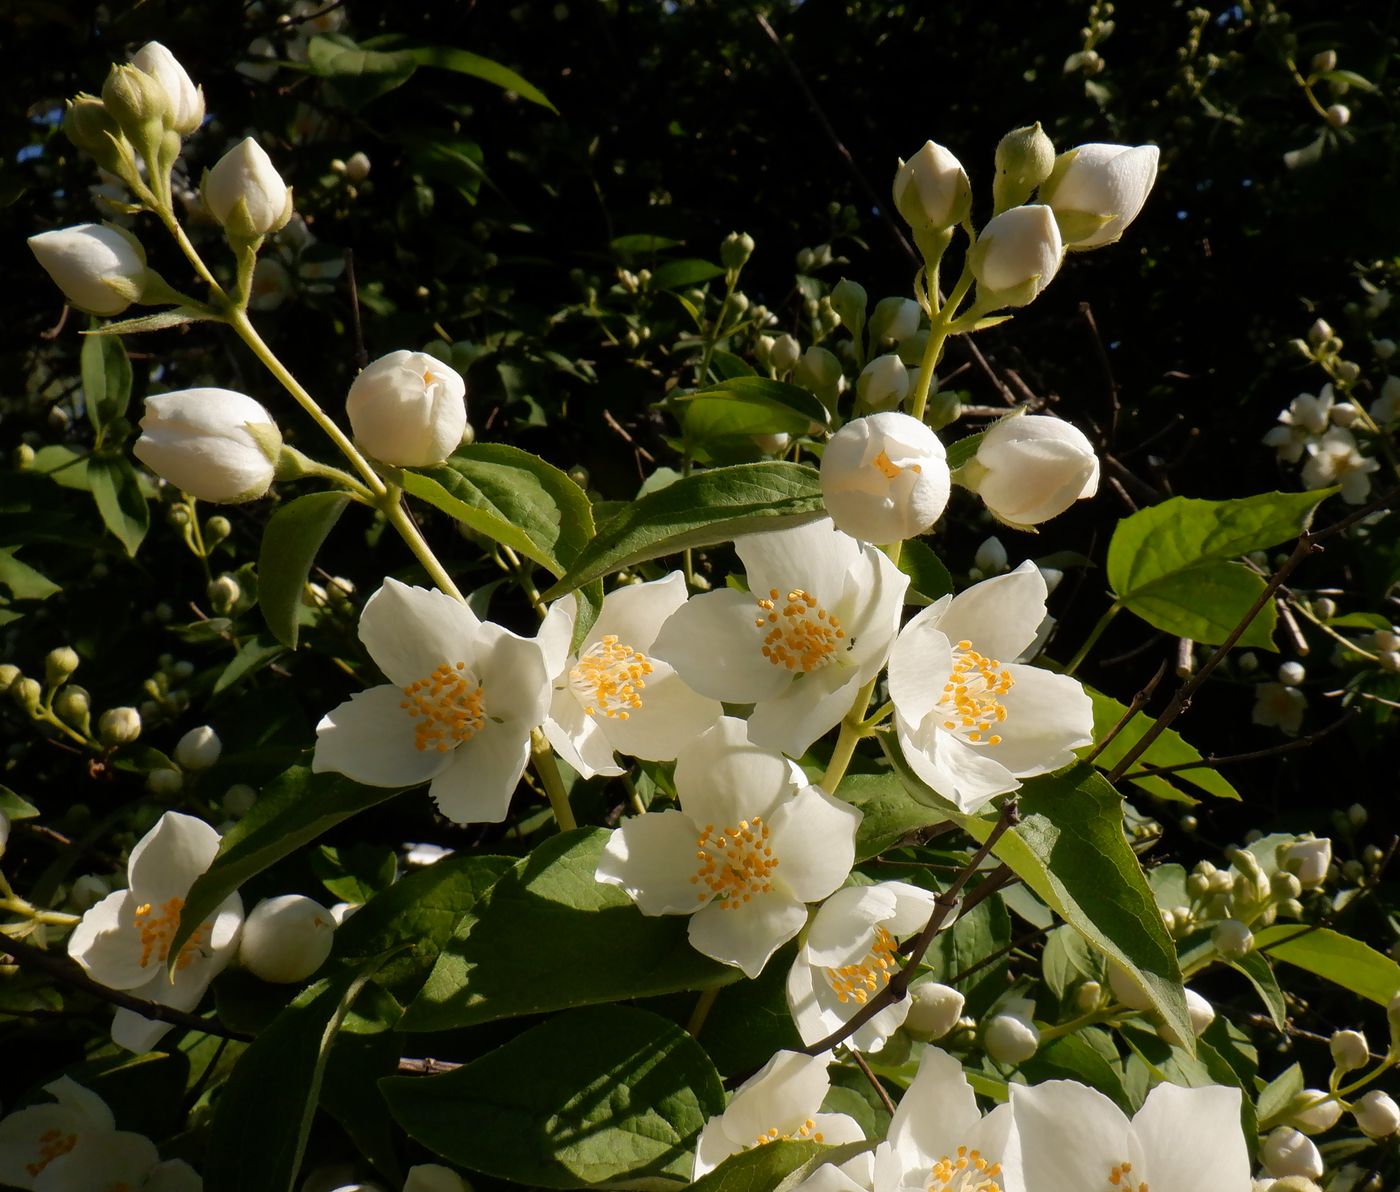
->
[786,881,938,1052]
[537,572,722,778]
[888,562,1093,813]
[652,518,908,757]
[596,717,860,977]
[1003,1078,1249,1192]
[67,812,243,1055]
[692,1050,866,1179]
[0,1077,202,1191]
[1263,386,1337,464]
[1301,427,1379,504]
[313,579,550,824]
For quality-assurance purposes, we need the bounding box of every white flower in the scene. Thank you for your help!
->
[1040,143,1160,250]
[856,354,911,413]
[204,137,292,237]
[652,518,908,757]
[771,333,802,373]
[868,297,922,346]
[537,572,721,779]
[889,562,1094,813]
[871,1047,1018,1192]
[1301,427,1379,503]
[692,1050,865,1178]
[1005,1079,1249,1192]
[1267,387,1336,466]
[1280,837,1331,888]
[0,1077,202,1191]
[1252,682,1306,734]
[821,413,951,544]
[596,717,860,977]
[1370,375,1400,425]
[313,579,550,824]
[970,206,1063,307]
[960,415,1099,527]
[345,351,468,467]
[130,42,204,135]
[786,881,938,1051]
[67,811,243,1053]
[28,224,147,317]
[134,389,282,504]
[892,141,972,231]
[239,894,335,983]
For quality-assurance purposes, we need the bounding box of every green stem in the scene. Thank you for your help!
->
[530,728,577,832]
[686,985,721,1037]
[1063,602,1122,677]
[820,673,881,793]
[908,261,976,423]
[382,490,465,603]
[1036,1005,1126,1044]
[500,545,546,618]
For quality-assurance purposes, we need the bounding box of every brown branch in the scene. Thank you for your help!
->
[345,248,368,372]
[1084,659,1169,766]
[847,1048,897,1117]
[800,802,1021,1056]
[397,1056,463,1075]
[946,925,1050,985]
[0,933,251,1042]
[1119,710,1356,780]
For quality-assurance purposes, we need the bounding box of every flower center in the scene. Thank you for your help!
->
[755,588,846,671]
[690,819,778,908]
[873,450,923,480]
[1106,1163,1147,1191]
[826,925,899,1004]
[937,640,1013,746]
[401,662,486,752]
[26,1128,78,1177]
[753,1118,825,1147]
[570,635,654,719]
[134,897,211,970]
[928,1146,1002,1191]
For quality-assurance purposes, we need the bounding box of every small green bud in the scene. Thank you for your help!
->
[1185,873,1210,899]
[0,665,20,694]
[926,389,963,431]
[993,122,1056,213]
[223,783,258,818]
[54,685,91,730]
[1212,918,1254,958]
[719,231,755,272]
[1074,980,1103,1012]
[98,706,142,746]
[204,515,233,548]
[63,94,132,177]
[1271,871,1303,900]
[207,575,242,616]
[44,646,80,687]
[830,279,868,338]
[148,768,183,797]
[102,63,171,149]
[12,444,35,469]
[12,677,42,716]
[1329,1028,1369,1073]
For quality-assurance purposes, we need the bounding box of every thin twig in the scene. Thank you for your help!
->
[397,1056,463,1074]
[1119,711,1356,779]
[847,1048,897,1117]
[345,248,368,372]
[1084,659,1169,765]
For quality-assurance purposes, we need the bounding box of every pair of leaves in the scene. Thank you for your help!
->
[673,376,829,452]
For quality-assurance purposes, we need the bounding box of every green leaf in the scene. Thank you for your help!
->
[945,430,985,472]
[212,633,285,695]
[81,330,131,434]
[403,828,733,1031]
[0,786,39,820]
[405,443,595,578]
[171,767,405,965]
[611,234,686,258]
[258,492,351,649]
[383,1005,723,1189]
[1041,924,1106,1002]
[1022,1030,1131,1111]
[837,772,951,863]
[205,956,396,1192]
[1253,925,1400,1005]
[400,44,557,112]
[650,258,725,291]
[0,547,60,601]
[1227,951,1288,1030]
[898,540,953,604]
[83,307,216,336]
[312,842,397,904]
[1083,686,1240,803]
[676,377,830,447]
[689,1141,824,1191]
[1256,1062,1304,1127]
[543,462,825,598]
[87,455,149,556]
[305,34,416,108]
[1107,492,1331,649]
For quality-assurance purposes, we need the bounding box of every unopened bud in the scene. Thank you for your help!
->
[926,388,962,431]
[1287,1089,1342,1134]
[1353,1090,1399,1138]
[1271,871,1303,900]
[1348,802,1368,827]
[1329,1029,1369,1073]
[720,231,755,272]
[101,63,171,146]
[904,981,965,1039]
[1212,919,1254,958]
[1107,962,1154,1011]
[44,647,80,687]
[204,515,232,547]
[1183,988,1215,1036]
[98,706,142,746]
[54,686,91,729]
[1380,650,1400,673]
[1311,597,1336,619]
[344,151,371,183]
[174,725,222,770]
[1074,980,1103,1012]
[1278,660,1305,686]
[830,278,867,337]
[11,678,42,716]
[147,767,183,796]
[1311,50,1337,74]
[208,575,242,615]
[63,94,129,176]
[974,536,1008,575]
[1336,362,1361,386]
[868,297,921,345]
[223,783,257,818]
[769,334,801,374]
[1308,319,1334,346]
[1326,104,1351,128]
[239,894,336,982]
[983,998,1040,1064]
[993,122,1056,212]
[1261,1128,1324,1181]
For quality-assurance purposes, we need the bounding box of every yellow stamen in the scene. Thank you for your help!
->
[400,662,485,752]
[690,818,779,909]
[755,588,846,671]
[825,925,899,1005]
[570,635,653,719]
[133,897,210,971]
[935,640,1013,748]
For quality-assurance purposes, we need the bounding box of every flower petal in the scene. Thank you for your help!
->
[42,1078,114,1133]
[737,518,859,607]
[651,589,794,704]
[359,578,482,686]
[887,602,955,726]
[688,890,809,977]
[990,664,1095,776]
[537,594,577,681]
[589,571,691,652]
[109,1006,175,1055]
[886,1047,983,1173]
[67,891,151,991]
[595,810,709,916]
[127,811,220,905]
[600,663,722,763]
[674,717,796,829]
[428,721,532,824]
[896,718,1019,814]
[835,542,909,673]
[768,787,859,903]
[314,685,455,788]
[1007,1080,1132,1192]
[747,666,865,758]
[544,688,623,779]
[34,1130,157,1192]
[473,623,550,726]
[1131,1082,1250,1189]
[804,884,901,968]
[936,561,1046,663]
[721,1050,832,1143]
[0,1104,90,1188]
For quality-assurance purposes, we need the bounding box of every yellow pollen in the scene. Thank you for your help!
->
[570,635,653,719]
[400,662,485,752]
[690,818,779,909]
[872,449,923,480]
[423,369,437,385]
[133,897,210,971]
[1106,1163,1148,1192]
[928,1145,1003,1191]
[753,1117,824,1147]
[825,925,900,1005]
[754,587,846,671]
[25,1129,78,1177]
[935,641,1013,748]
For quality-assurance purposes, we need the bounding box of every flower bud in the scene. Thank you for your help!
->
[208,575,242,615]
[904,981,965,1039]
[204,137,293,238]
[892,140,971,232]
[1348,803,1368,827]
[134,388,282,503]
[1374,338,1396,361]
[404,1164,471,1192]
[1330,1029,1369,1073]
[855,354,910,413]
[1326,104,1351,128]
[175,725,222,770]
[1271,871,1303,900]
[1185,988,1215,1036]
[54,686,91,729]
[1107,962,1154,1011]
[751,432,790,455]
[821,412,950,544]
[970,205,1063,307]
[98,706,142,746]
[28,223,148,317]
[1312,597,1337,620]
[974,536,1008,576]
[1281,837,1331,888]
[868,297,921,346]
[346,351,468,467]
[983,998,1040,1064]
[1212,919,1254,958]
[1354,1090,1400,1139]
[1261,1128,1323,1180]
[12,677,42,716]
[1073,980,1103,1011]
[994,122,1056,212]
[769,334,801,374]
[1040,143,1160,250]
[1286,1089,1342,1134]
[44,646,80,687]
[344,151,371,183]
[830,278,867,339]
[1278,660,1305,686]
[223,783,257,818]
[957,414,1099,527]
[102,63,172,145]
[794,346,843,409]
[147,767,183,796]
[0,665,19,695]
[239,894,335,983]
[0,811,8,860]
[720,231,755,272]
[130,42,205,135]
[63,95,130,176]
[1311,50,1338,74]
